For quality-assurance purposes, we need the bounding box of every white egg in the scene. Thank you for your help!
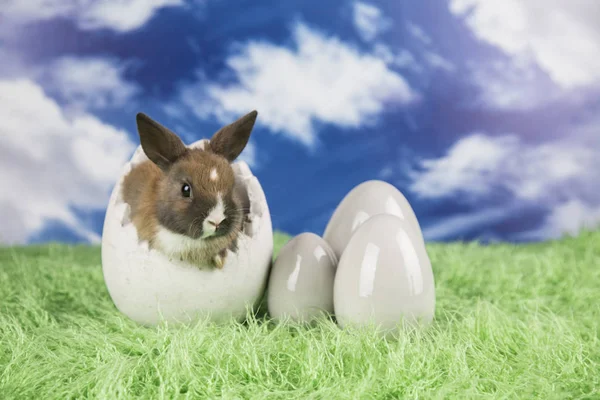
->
[101,139,273,326]
[333,214,435,337]
[267,233,337,323]
[323,180,423,259]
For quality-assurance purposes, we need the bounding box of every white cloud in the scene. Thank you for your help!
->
[0,79,136,244]
[409,126,600,239]
[423,51,455,72]
[379,166,393,179]
[352,1,392,42]
[410,133,597,203]
[422,205,518,241]
[373,45,454,74]
[536,200,600,238]
[373,44,421,72]
[409,133,519,200]
[466,58,559,110]
[406,22,432,45]
[37,56,140,110]
[1,0,182,32]
[181,23,417,147]
[450,0,600,89]
[0,43,140,113]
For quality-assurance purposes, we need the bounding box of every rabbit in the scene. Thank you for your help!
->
[121,110,258,269]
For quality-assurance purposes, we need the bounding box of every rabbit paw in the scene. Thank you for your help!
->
[212,249,228,269]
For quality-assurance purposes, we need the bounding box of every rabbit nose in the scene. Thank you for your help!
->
[207,217,225,229]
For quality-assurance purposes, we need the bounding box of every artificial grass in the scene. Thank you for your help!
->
[0,231,599,399]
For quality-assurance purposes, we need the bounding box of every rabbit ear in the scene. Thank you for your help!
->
[208,110,257,162]
[136,113,187,171]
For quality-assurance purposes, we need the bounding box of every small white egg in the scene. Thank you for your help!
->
[267,233,337,323]
[333,214,435,337]
[101,139,273,326]
[323,180,423,259]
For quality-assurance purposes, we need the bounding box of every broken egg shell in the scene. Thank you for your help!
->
[101,139,273,326]
[333,213,435,337]
[323,180,423,259]
[267,233,337,323]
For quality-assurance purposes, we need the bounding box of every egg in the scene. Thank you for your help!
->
[101,139,273,326]
[323,180,423,259]
[267,233,337,323]
[333,214,435,337]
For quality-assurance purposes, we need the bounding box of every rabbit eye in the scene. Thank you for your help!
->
[181,184,191,198]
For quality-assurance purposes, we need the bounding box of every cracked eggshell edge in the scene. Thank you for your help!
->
[101,139,274,326]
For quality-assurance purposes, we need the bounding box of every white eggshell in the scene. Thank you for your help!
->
[333,214,435,337]
[101,139,273,326]
[323,180,423,259]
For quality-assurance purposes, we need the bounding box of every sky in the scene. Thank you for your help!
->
[0,0,599,245]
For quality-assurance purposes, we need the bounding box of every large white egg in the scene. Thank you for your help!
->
[323,180,423,259]
[101,139,273,326]
[267,233,337,323]
[333,214,435,337]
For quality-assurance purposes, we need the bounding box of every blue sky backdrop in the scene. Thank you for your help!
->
[1,0,599,245]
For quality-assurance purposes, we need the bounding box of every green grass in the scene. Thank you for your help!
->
[1,231,599,399]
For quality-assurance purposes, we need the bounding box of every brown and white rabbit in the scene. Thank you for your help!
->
[122,110,258,269]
